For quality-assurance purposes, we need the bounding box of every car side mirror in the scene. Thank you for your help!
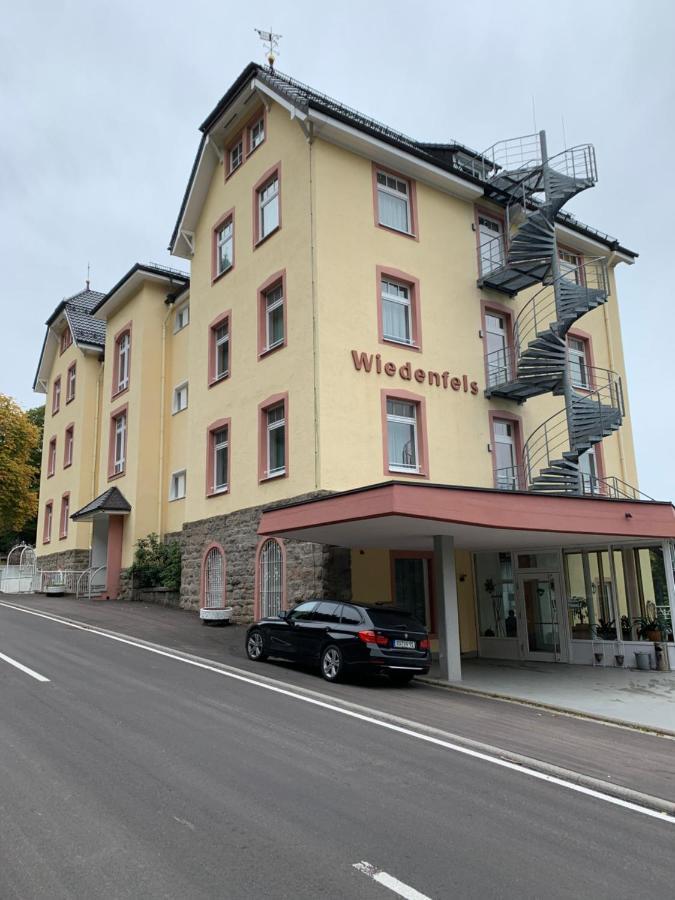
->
[278,609,289,620]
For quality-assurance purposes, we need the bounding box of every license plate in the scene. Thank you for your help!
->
[393,639,416,649]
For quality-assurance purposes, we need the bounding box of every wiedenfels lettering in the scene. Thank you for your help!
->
[351,350,479,394]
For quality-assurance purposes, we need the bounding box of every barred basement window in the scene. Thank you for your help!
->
[259,538,283,618]
[203,546,225,609]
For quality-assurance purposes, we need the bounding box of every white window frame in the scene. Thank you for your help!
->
[64,427,73,466]
[174,304,189,333]
[169,469,187,501]
[66,364,76,401]
[216,219,233,275]
[60,496,70,537]
[113,413,126,475]
[48,438,56,476]
[485,312,511,386]
[376,170,411,234]
[478,214,505,276]
[172,381,188,414]
[259,175,279,240]
[579,448,598,495]
[493,419,517,490]
[266,404,286,478]
[568,337,590,389]
[44,503,53,542]
[52,378,61,413]
[264,284,285,351]
[213,428,229,493]
[381,278,412,346]
[249,117,265,152]
[386,399,419,473]
[229,139,243,172]
[214,322,229,380]
[117,332,130,392]
[559,249,582,284]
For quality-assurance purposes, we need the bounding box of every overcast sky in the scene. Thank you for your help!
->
[1,0,673,499]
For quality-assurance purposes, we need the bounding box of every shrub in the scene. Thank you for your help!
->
[130,533,181,592]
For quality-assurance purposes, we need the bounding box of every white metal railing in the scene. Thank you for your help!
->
[36,570,84,594]
[76,566,107,600]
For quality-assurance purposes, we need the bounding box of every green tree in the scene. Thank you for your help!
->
[0,395,41,549]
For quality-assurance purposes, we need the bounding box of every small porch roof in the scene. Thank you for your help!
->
[71,487,131,522]
[258,482,675,551]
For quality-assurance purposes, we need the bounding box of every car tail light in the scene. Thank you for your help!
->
[419,638,430,650]
[358,630,389,647]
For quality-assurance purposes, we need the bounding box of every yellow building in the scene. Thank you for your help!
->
[34,63,675,677]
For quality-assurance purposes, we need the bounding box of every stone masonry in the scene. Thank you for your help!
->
[167,491,352,623]
[36,549,91,571]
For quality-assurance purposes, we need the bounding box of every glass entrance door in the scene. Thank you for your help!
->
[393,556,431,629]
[517,574,562,661]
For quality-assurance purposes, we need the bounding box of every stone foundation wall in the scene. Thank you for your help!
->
[169,492,352,623]
[37,549,90,572]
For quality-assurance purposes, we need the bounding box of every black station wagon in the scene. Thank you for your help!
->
[245,600,431,684]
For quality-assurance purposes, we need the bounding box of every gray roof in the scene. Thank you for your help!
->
[71,487,131,521]
[63,287,107,347]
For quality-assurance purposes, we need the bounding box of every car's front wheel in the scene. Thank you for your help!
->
[246,629,268,662]
[320,644,344,682]
[388,671,415,686]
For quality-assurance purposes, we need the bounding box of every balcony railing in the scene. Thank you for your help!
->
[493,466,652,501]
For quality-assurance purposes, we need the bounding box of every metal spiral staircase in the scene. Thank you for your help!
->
[474,131,640,498]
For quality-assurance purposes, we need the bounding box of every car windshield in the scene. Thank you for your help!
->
[367,608,426,631]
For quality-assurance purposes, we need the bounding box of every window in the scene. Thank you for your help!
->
[475,552,515,637]
[60,494,70,539]
[493,418,519,490]
[209,313,230,384]
[258,538,284,618]
[386,398,419,473]
[376,170,412,234]
[115,330,131,394]
[169,470,186,500]
[229,138,243,173]
[249,116,265,152]
[207,422,230,495]
[485,312,511,387]
[288,601,317,622]
[313,601,341,624]
[478,214,505,276]
[60,326,72,354]
[64,425,74,468]
[265,403,286,478]
[52,377,61,414]
[256,171,280,242]
[568,337,590,389]
[173,382,188,413]
[174,304,189,332]
[66,362,76,402]
[215,217,234,277]
[262,282,284,352]
[559,249,582,283]
[202,545,225,610]
[578,448,599,494]
[47,437,57,477]
[381,278,412,345]
[43,501,53,544]
[111,410,127,477]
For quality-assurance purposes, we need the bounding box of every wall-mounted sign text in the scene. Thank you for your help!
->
[351,350,479,394]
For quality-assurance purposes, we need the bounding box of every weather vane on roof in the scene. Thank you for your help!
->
[255,27,281,71]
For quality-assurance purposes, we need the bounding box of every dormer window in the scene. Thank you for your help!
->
[249,117,265,153]
[60,326,72,354]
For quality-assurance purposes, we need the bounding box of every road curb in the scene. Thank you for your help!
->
[3,598,674,820]
[416,676,675,740]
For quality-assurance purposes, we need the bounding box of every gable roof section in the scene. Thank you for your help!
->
[33,286,107,393]
[71,487,131,521]
[92,262,189,320]
[170,63,637,261]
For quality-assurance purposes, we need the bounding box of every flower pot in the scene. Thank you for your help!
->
[594,652,604,664]
[634,651,651,671]
[614,655,624,666]
[646,630,662,642]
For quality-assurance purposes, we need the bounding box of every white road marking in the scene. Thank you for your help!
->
[1,599,674,825]
[354,861,432,900]
[0,650,50,682]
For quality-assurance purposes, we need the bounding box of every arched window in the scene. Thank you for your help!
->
[202,544,225,609]
[259,538,284,618]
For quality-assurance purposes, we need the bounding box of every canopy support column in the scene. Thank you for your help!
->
[433,535,462,682]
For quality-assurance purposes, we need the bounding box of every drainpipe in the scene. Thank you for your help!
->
[90,359,104,567]
[603,255,628,483]
[157,298,175,539]
[306,120,320,491]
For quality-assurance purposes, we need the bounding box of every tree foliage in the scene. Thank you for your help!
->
[129,533,182,591]
[0,395,42,545]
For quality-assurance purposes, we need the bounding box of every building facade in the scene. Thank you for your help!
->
[34,63,675,677]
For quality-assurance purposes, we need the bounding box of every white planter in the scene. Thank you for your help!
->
[200,607,233,622]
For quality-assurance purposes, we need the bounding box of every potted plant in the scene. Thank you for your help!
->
[621,615,633,641]
[635,615,666,642]
[594,618,617,640]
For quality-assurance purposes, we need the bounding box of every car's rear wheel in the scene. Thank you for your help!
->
[246,630,268,662]
[388,671,415,686]
[320,644,344,682]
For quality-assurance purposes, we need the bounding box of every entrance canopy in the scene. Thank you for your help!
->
[259,482,675,551]
[71,487,131,522]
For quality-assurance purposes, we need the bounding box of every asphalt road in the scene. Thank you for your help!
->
[1,602,674,900]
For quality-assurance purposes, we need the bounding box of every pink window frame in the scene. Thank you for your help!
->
[224,105,267,180]
[567,326,597,393]
[111,322,132,400]
[488,410,524,490]
[258,392,289,483]
[60,326,72,355]
[246,107,267,158]
[205,417,231,498]
[66,361,76,403]
[59,492,70,540]
[200,542,227,609]
[376,265,422,352]
[108,403,128,481]
[43,500,53,544]
[63,423,74,468]
[47,435,57,477]
[252,162,282,248]
[380,388,430,479]
[480,298,515,387]
[253,536,287,619]
[52,376,61,415]
[208,309,232,387]
[257,269,287,358]
[474,205,507,278]
[211,208,235,284]
[371,162,419,241]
